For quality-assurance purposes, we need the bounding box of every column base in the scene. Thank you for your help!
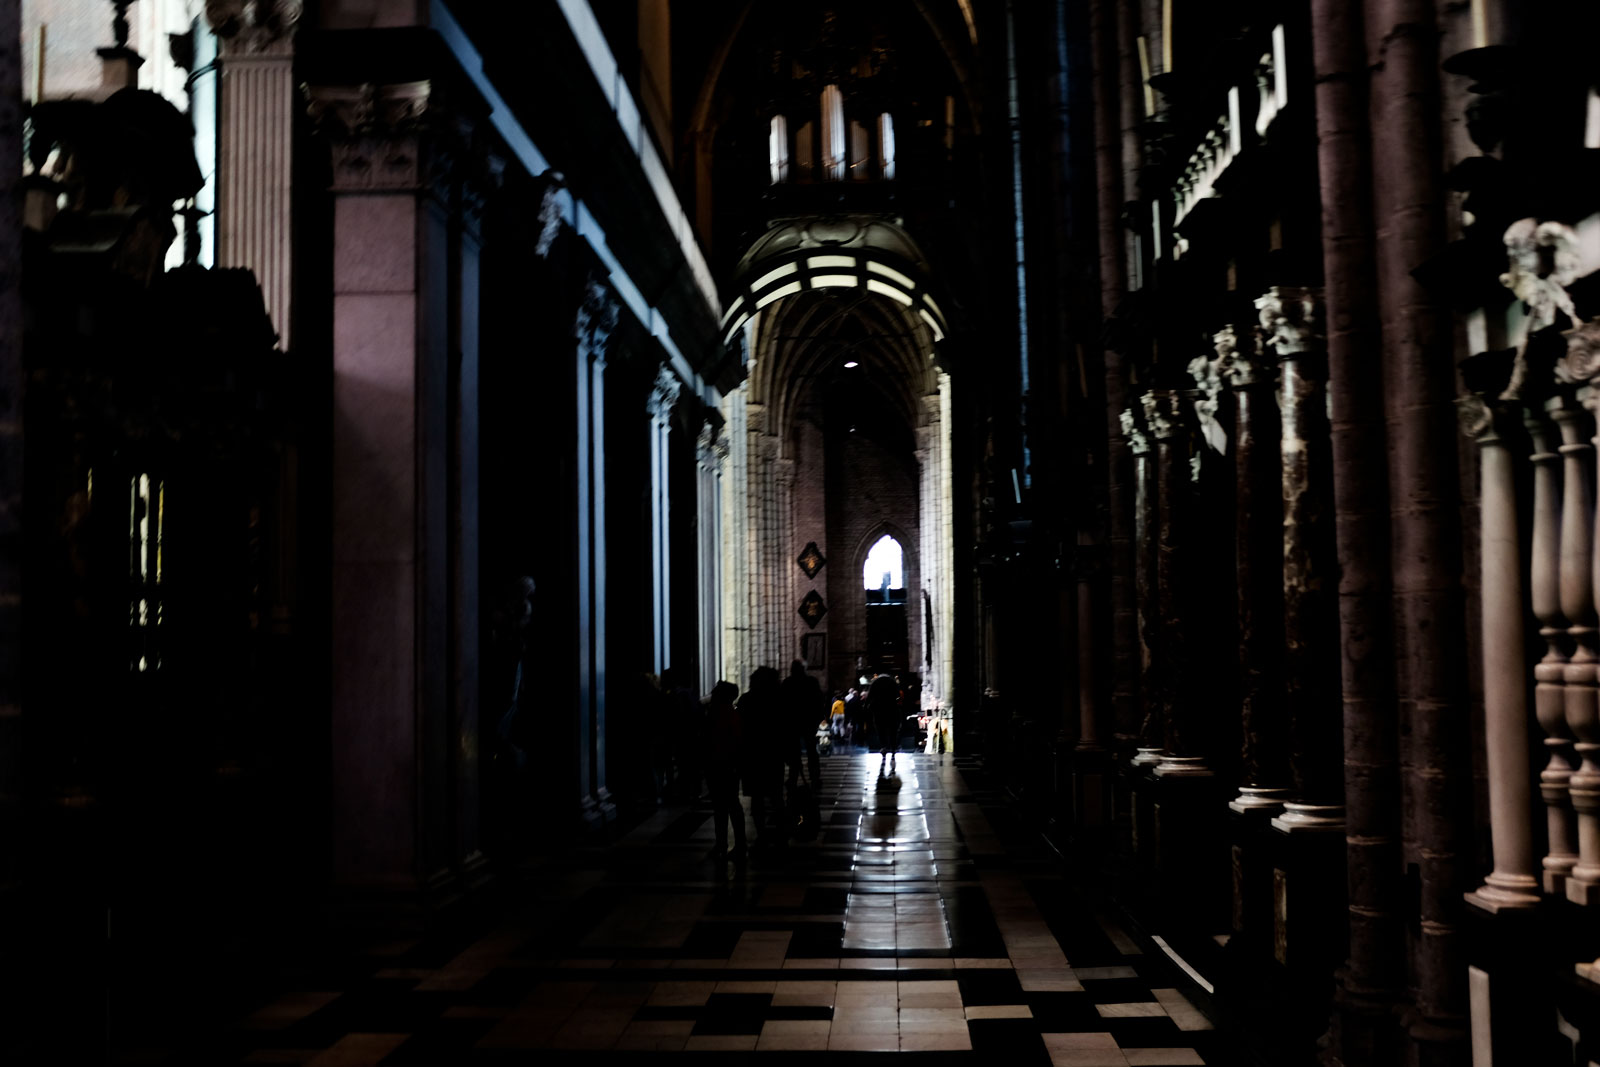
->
[1229,786,1292,814]
[1271,803,1345,833]
[1130,746,1163,766]
[1566,874,1600,906]
[1464,875,1540,913]
[1544,857,1576,896]
[1154,755,1212,778]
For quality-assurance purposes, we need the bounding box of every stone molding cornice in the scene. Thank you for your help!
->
[648,364,682,420]
[574,275,620,368]
[1254,286,1324,360]
[206,0,301,57]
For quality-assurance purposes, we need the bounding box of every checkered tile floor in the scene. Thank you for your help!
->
[158,753,1244,1064]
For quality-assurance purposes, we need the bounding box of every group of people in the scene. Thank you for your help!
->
[698,663,913,861]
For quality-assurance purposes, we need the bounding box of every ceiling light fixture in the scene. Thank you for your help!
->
[844,360,859,368]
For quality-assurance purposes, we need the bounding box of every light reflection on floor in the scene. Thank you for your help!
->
[841,753,952,951]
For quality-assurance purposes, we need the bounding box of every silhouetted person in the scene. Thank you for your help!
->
[781,659,823,786]
[739,667,785,848]
[868,672,902,771]
[702,681,746,861]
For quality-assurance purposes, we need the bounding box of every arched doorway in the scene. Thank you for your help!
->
[862,532,909,674]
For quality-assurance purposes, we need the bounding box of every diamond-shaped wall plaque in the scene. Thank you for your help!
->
[798,590,827,629]
[797,541,826,579]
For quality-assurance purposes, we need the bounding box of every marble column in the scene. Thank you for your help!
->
[1460,383,1540,910]
[1258,287,1344,831]
[206,0,300,348]
[647,365,681,675]
[1530,399,1578,893]
[574,277,620,827]
[1123,404,1162,766]
[1554,384,1596,900]
[696,421,718,694]
[309,78,488,909]
[1214,326,1291,813]
[1147,390,1210,777]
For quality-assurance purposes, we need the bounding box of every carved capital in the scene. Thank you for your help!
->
[574,275,620,367]
[648,364,682,419]
[306,81,439,191]
[1456,393,1496,441]
[1142,390,1187,442]
[1186,350,1227,456]
[206,0,301,56]
[697,419,720,465]
[1253,286,1324,358]
[1214,324,1268,388]
[1560,319,1600,389]
[535,171,569,259]
[1120,407,1150,456]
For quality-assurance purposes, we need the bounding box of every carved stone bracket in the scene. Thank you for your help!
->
[206,0,302,56]
[1254,286,1325,360]
[648,364,682,420]
[574,275,620,368]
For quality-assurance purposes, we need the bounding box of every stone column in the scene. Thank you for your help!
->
[1123,404,1162,766]
[1530,399,1578,893]
[1458,379,1540,910]
[1565,368,1600,905]
[574,277,619,828]
[1147,390,1210,777]
[1552,389,1598,896]
[1257,287,1344,830]
[207,0,300,347]
[1214,326,1291,813]
[310,78,482,910]
[647,365,681,675]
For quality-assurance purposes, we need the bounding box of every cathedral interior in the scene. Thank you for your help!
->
[4,0,1600,1064]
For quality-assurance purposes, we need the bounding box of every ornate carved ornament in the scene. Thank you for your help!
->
[206,0,302,56]
[648,364,682,419]
[574,275,620,366]
[1502,218,1579,336]
[1120,407,1150,456]
[1253,286,1324,358]
[697,419,723,465]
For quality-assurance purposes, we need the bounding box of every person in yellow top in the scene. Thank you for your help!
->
[830,693,846,738]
